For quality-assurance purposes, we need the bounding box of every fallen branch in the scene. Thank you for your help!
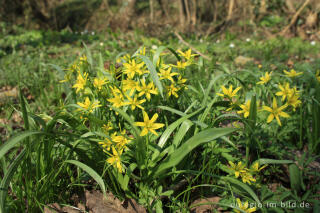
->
[279,0,310,36]
[174,32,211,61]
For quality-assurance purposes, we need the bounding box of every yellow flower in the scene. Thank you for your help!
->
[77,97,101,113]
[316,71,320,82]
[102,122,113,133]
[177,48,197,60]
[138,47,146,56]
[159,67,179,82]
[136,79,158,100]
[59,72,72,83]
[237,100,251,118]
[72,72,88,93]
[107,96,127,108]
[80,55,87,64]
[112,132,131,150]
[99,137,113,151]
[283,69,303,78]
[276,83,292,101]
[286,93,301,111]
[122,79,139,96]
[125,95,146,110]
[166,83,180,98]
[217,85,241,99]
[240,172,256,185]
[250,162,267,173]
[228,161,246,178]
[177,75,188,89]
[262,98,290,126]
[123,59,145,79]
[107,146,123,173]
[171,61,188,69]
[234,198,256,213]
[257,72,272,85]
[135,111,165,136]
[93,77,108,90]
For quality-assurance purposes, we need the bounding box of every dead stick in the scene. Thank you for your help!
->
[280,0,310,36]
[174,32,211,61]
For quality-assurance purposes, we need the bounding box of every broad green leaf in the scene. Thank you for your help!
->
[65,160,106,197]
[137,55,163,97]
[153,128,236,176]
[172,120,193,148]
[158,108,203,148]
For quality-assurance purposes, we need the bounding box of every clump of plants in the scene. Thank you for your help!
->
[1,44,319,212]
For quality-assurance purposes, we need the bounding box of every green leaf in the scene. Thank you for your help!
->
[257,159,293,165]
[0,149,26,213]
[222,176,261,205]
[137,55,163,97]
[158,108,203,148]
[82,42,93,66]
[65,160,106,197]
[153,46,167,65]
[289,164,301,193]
[172,120,193,148]
[0,131,44,160]
[157,106,186,116]
[153,128,237,176]
[248,95,257,128]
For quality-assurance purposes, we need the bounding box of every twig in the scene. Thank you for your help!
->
[280,0,310,36]
[174,32,211,61]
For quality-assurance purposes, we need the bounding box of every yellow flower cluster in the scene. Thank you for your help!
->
[228,161,267,185]
[62,47,196,173]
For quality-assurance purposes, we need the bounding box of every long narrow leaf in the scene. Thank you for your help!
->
[137,55,163,97]
[158,108,203,148]
[153,128,237,176]
[0,149,26,213]
[0,131,44,160]
[65,160,106,197]
[222,176,261,205]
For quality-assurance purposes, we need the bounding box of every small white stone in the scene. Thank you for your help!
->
[92,31,95,35]
[310,41,316,46]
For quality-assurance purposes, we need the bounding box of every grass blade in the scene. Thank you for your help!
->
[65,160,106,197]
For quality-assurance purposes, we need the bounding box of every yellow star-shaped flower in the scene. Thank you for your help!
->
[257,72,272,85]
[262,98,290,126]
[135,111,165,136]
[217,85,241,99]
[283,69,303,78]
